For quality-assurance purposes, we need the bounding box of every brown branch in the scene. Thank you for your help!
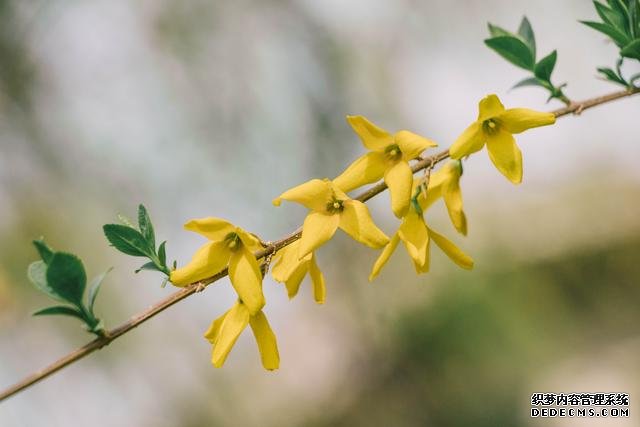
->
[0,87,638,403]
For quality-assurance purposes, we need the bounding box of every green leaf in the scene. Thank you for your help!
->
[158,241,167,267]
[487,23,514,38]
[137,204,156,250]
[534,50,558,81]
[621,38,640,59]
[33,239,54,264]
[484,36,535,70]
[33,305,85,320]
[511,77,547,90]
[27,261,66,302]
[517,16,536,59]
[597,67,628,86]
[117,214,135,228]
[46,252,87,306]
[581,20,630,46]
[135,262,161,273]
[88,268,112,315]
[103,224,152,257]
[594,1,627,30]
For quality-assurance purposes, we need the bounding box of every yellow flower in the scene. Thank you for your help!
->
[333,116,437,218]
[449,94,555,184]
[421,160,467,236]
[273,178,389,259]
[369,179,473,281]
[271,240,325,304]
[170,218,265,315]
[204,301,279,370]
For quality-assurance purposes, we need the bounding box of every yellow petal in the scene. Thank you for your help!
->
[309,255,326,304]
[346,115,394,152]
[211,302,250,368]
[398,211,429,266]
[299,211,340,258]
[384,160,413,218]
[184,217,235,242]
[271,241,310,283]
[369,234,400,281]
[449,122,486,159]
[486,130,523,184]
[203,308,231,344]
[339,200,389,248]
[249,310,280,371]
[477,94,505,121]
[284,263,307,299]
[236,228,264,252]
[228,247,265,315]
[427,226,474,269]
[170,241,231,286]
[273,178,333,211]
[395,130,438,160]
[441,166,468,236]
[333,152,387,193]
[499,108,556,134]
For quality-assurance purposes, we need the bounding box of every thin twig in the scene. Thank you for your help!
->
[0,87,638,403]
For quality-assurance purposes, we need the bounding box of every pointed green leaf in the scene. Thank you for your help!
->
[137,204,156,249]
[33,239,54,264]
[597,67,628,86]
[511,77,547,90]
[135,262,161,273]
[534,50,557,81]
[621,38,640,59]
[485,36,535,70]
[46,252,87,306]
[517,16,536,59]
[103,224,152,257]
[27,261,66,302]
[581,20,630,46]
[487,23,514,38]
[158,241,167,267]
[88,268,112,315]
[33,305,85,319]
[594,1,627,30]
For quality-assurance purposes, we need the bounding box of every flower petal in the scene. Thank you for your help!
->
[299,211,340,258]
[271,241,310,283]
[170,241,231,286]
[411,238,431,274]
[249,310,280,371]
[441,164,468,235]
[309,255,326,304]
[486,130,523,184]
[284,263,307,299]
[236,228,264,252]
[395,130,438,160]
[427,226,474,269]
[384,160,413,218]
[477,94,505,121]
[449,122,486,159]
[333,152,387,193]
[346,115,394,152]
[184,217,235,241]
[499,108,556,134]
[203,308,231,344]
[273,178,333,211]
[339,200,389,248]
[369,234,400,281]
[398,211,429,267]
[228,247,265,315]
[211,302,250,368]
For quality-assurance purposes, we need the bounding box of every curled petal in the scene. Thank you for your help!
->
[184,217,235,242]
[284,263,307,299]
[384,161,413,218]
[346,115,394,152]
[395,130,438,160]
[486,130,523,184]
[309,256,326,304]
[272,241,310,283]
[427,226,474,270]
[299,212,340,258]
[442,174,468,236]
[333,152,387,193]
[273,179,333,211]
[211,302,250,368]
[339,200,389,248]
[477,94,505,121]
[236,228,264,252]
[249,310,280,371]
[170,241,231,286]
[229,247,265,315]
[499,108,556,134]
[449,122,486,159]
[203,308,231,344]
[369,234,401,281]
[398,211,429,267]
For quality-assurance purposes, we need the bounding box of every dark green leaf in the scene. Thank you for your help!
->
[135,262,161,273]
[33,305,85,319]
[158,241,167,267]
[581,20,630,46]
[487,23,513,38]
[27,261,66,302]
[621,38,640,59]
[511,77,547,90]
[534,50,557,81]
[88,268,112,315]
[517,16,536,58]
[594,1,627,30]
[46,252,87,306]
[597,67,628,86]
[484,36,535,70]
[103,224,152,257]
[33,239,54,264]
[137,204,156,249]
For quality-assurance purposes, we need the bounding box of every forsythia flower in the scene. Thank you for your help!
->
[170,218,265,315]
[333,116,437,218]
[449,94,555,184]
[421,160,467,236]
[204,301,279,370]
[369,179,473,281]
[272,240,325,304]
[273,178,389,258]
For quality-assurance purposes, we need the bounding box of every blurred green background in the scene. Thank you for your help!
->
[1,0,639,426]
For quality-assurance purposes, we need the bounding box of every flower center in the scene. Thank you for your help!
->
[224,232,241,251]
[482,119,499,135]
[384,144,402,161]
[326,198,344,214]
